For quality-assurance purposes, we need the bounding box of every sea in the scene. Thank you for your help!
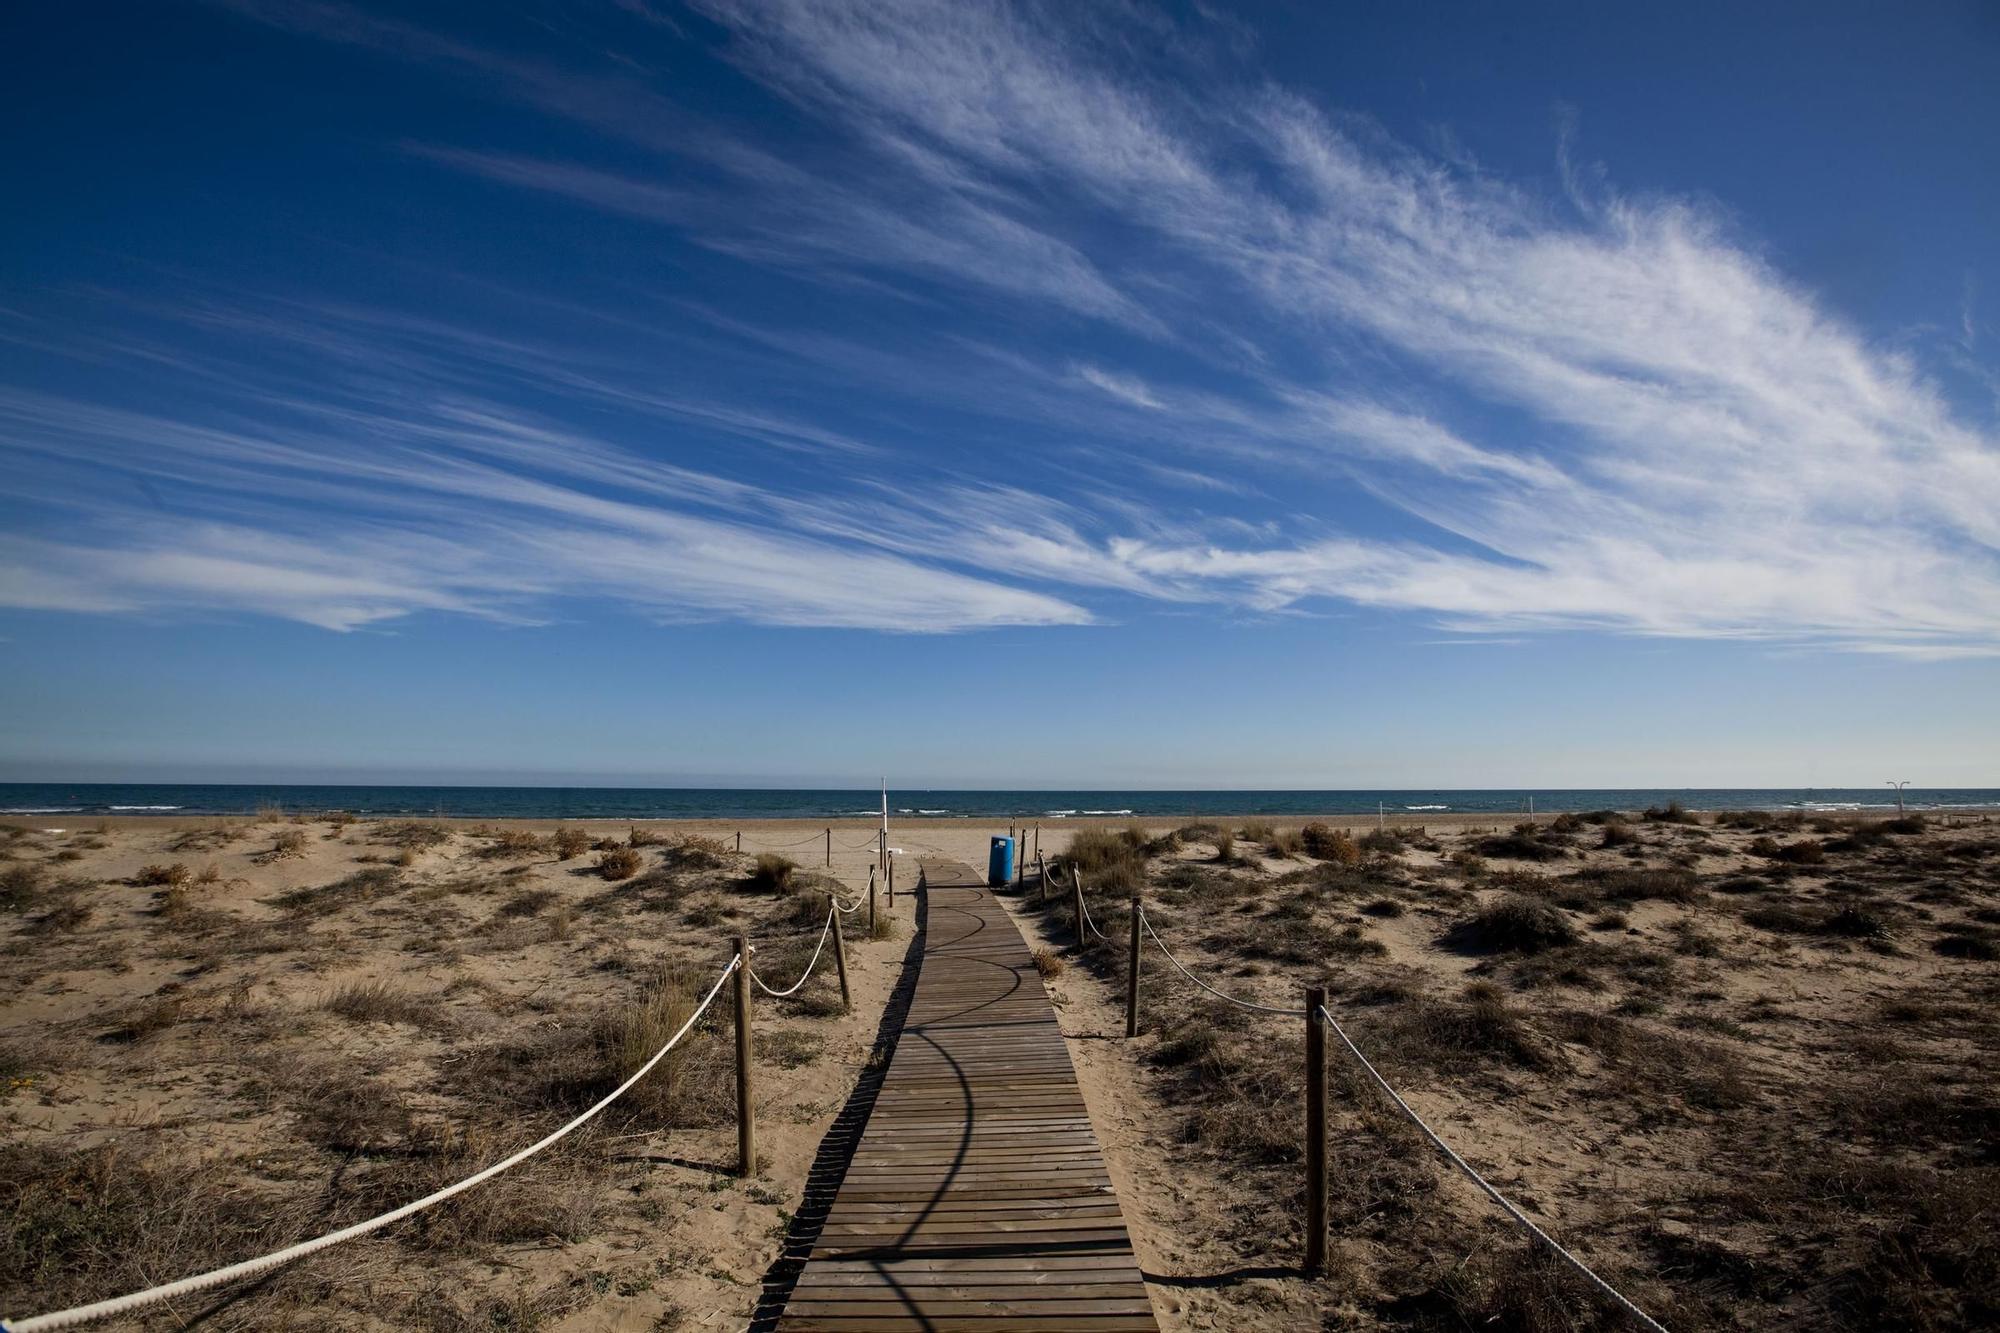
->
[1,784,1994,821]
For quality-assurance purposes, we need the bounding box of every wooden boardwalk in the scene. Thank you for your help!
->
[774,859,1158,1332]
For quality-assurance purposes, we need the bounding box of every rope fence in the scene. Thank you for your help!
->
[1,957,743,1333]
[1139,908,1307,1016]
[1315,1004,1668,1333]
[1063,867,1669,1332]
[3,871,872,1332]
[748,906,835,997]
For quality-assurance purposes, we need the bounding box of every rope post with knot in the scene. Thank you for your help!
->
[1305,985,1328,1276]
[1073,870,1088,952]
[888,852,895,905]
[829,893,852,1011]
[1125,895,1141,1038]
[733,935,755,1177]
[867,864,877,935]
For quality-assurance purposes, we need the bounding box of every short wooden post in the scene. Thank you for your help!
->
[1073,870,1088,951]
[825,827,831,867]
[733,936,755,1177]
[829,895,851,1012]
[1015,837,1024,890]
[1125,895,1141,1037]
[887,854,895,905]
[867,865,877,935]
[1304,986,1327,1275]
[735,830,741,853]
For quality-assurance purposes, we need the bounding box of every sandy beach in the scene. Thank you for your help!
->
[5,808,1997,1329]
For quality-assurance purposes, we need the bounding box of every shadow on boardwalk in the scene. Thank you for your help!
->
[751,887,929,1330]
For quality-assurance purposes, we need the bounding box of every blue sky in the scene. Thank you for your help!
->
[2,0,1997,788]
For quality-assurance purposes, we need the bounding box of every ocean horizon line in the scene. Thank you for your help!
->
[3,782,1996,823]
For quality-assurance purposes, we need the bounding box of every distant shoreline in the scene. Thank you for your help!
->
[6,782,1997,826]
[21,808,2000,836]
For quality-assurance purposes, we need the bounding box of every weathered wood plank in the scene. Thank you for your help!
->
[770,859,1158,1332]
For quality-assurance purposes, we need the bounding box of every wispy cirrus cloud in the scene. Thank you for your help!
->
[650,0,2000,655]
[35,0,2000,656]
[0,383,1090,633]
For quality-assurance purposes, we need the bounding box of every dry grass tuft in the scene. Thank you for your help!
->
[478,829,546,859]
[135,862,192,888]
[1301,823,1360,864]
[321,979,442,1028]
[1031,946,1065,978]
[597,846,642,881]
[1456,894,1578,954]
[2,863,44,912]
[377,820,451,850]
[253,829,309,864]
[551,827,591,860]
[270,866,402,915]
[1060,828,1148,894]
[750,853,796,892]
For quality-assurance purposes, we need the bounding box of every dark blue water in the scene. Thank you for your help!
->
[1,784,1993,820]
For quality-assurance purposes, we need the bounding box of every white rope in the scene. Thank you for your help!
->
[1139,908,1307,1016]
[745,832,823,850]
[748,907,834,998]
[1,958,741,1333]
[1315,1005,1669,1333]
[832,893,863,915]
[1077,884,1111,943]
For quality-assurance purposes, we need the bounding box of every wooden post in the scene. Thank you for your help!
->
[1125,894,1141,1038]
[1073,870,1088,951]
[1033,823,1040,866]
[829,895,852,1012]
[734,936,755,1177]
[867,864,877,935]
[735,830,741,853]
[825,827,831,867]
[1304,986,1327,1276]
[1016,836,1024,890]
[888,854,895,905]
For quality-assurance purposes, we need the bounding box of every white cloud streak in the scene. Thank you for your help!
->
[45,0,2000,656]
[664,0,2000,655]
[0,387,1090,633]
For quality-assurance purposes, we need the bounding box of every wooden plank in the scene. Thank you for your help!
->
[770,859,1159,1331]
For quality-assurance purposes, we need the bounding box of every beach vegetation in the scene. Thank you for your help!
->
[1059,828,1148,895]
[376,821,451,849]
[1300,823,1360,863]
[597,846,642,881]
[1456,894,1577,953]
[750,853,795,892]
[2,864,44,912]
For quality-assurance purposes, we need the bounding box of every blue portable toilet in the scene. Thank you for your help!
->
[988,835,1015,887]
